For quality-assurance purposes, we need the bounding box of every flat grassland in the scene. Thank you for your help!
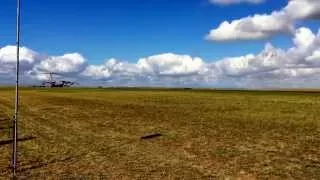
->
[0,88,319,179]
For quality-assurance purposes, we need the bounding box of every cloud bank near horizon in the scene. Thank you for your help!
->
[1,27,320,88]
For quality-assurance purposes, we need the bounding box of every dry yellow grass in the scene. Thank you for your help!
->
[0,88,319,179]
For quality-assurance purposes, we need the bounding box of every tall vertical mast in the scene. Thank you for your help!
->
[12,0,21,177]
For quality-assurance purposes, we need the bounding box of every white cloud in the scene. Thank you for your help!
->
[0,45,40,73]
[82,58,140,80]
[285,0,320,20]
[0,46,87,83]
[206,11,293,41]
[220,27,320,87]
[209,0,265,5]
[29,53,87,81]
[1,27,320,88]
[214,54,254,76]
[137,53,205,76]
[78,27,320,88]
[206,0,320,41]
[81,53,206,86]
[32,53,87,74]
[0,45,41,84]
[0,45,39,64]
[306,50,320,63]
[293,27,316,48]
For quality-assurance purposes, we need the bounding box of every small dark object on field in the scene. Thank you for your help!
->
[141,133,163,140]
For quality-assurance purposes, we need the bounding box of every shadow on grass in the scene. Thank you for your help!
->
[0,136,36,176]
[0,126,13,130]
[0,134,161,177]
[0,118,10,126]
[18,156,74,173]
[16,152,90,179]
[0,153,87,178]
[0,136,36,146]
[0,119,10,122]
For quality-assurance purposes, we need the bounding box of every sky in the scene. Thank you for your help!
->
[0,0,320,88]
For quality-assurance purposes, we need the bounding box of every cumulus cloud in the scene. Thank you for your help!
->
[0,46,87,83]
[206,11,293,41]
[200,27,320,87]
[292,27,316,48]
[219,27,320,88]
[137,53,205,76]
[82,58,140,80]
[81,54,207,86]
[80,27,320,88]
[206,0,320,41]
[306,50,320,63]
[0,45,40,74]
[0,45,42,84]
[209,0,265,5]
[29,53,87,80]
[33,53,87,74]
[285,0,320,20]
[82,53,206,80]
[1,27,320,88]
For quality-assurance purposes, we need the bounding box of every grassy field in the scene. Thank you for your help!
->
[0,88,319,179]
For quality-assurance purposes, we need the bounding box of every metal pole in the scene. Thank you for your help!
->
[50,72,53,88]
[12,0,21,177]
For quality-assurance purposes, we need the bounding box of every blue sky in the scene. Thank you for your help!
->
[0,0,299,63]
[0,0,320,88]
